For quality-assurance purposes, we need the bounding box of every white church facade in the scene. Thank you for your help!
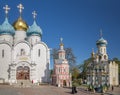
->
[0,4,50,84]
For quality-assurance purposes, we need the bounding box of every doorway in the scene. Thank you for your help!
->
[16,66,30,80]
[63,80,66,86]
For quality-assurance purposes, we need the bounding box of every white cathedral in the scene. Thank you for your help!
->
[0,4,50,84]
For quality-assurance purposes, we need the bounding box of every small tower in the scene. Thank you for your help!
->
[96,30,108,61]
[27,11,42,45]
[0,5,15,43]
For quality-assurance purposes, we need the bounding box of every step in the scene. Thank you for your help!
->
[13,80,33,88]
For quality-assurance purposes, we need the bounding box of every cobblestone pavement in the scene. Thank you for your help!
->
[0,85,120,95]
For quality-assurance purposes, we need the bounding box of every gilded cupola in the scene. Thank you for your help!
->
[13,17,28,31]
[12,4,28,31]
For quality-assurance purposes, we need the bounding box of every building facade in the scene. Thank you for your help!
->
[0,4,50,84]
[52,38,72,87]
[87,33,119,88]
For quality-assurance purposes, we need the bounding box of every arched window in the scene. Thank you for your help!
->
[99,56,101,61]
[101,48,102,53]
[2,49,4,58]
[104,55,107,60]
[104,48,106,53]
[59,67,61,73]
[38,49,40,57]
[21,49,25,55]
[64,68,66,72]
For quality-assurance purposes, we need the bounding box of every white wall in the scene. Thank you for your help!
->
[0,43,12,82]
[33,42,49,82]
[109,61,119,86]
[27,35,41,45]
[0,35,13,43]
[14,30,26,42]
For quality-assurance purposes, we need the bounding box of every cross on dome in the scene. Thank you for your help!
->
[100,29,103,38]
[60,37,64,46]
[17,3,24,17]
[32,11,37,20]
[60,37,63,43]
[3,5,10,17]
[92,48,94,53]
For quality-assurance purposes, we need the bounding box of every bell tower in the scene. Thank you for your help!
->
[58,38,65,60]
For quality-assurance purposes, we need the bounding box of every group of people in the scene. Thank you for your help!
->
[71,85,114,94]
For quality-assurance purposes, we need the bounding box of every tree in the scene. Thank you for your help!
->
[51,48,58,59]
[65,48,76,67]
[71,67,81,86]
[50,69,53,78]
[78,58,93,79]
[51,48,76,68]
[71,67,80,80]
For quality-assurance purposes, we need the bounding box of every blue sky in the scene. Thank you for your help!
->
[0,0,120,68]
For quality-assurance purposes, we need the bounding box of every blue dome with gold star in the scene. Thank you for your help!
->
[96,37,107,46]
[27,21,42,37]
[0,18,15,35]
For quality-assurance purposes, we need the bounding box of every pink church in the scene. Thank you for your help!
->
[52,38,72,87]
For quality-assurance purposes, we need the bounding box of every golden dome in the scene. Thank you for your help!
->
[13,17,28,31]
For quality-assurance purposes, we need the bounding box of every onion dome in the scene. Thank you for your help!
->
[27,20,42,36]
[96,37,107,46]
[13,17,28,31]
[12,4,28,31]
[0,5,15,35]
[0,18,15,36]
[27,11,42,36]
[91,48,95,58]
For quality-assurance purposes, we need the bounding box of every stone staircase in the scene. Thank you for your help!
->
[13,80,33,88]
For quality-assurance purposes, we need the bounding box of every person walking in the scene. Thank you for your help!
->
[112,85,114,91]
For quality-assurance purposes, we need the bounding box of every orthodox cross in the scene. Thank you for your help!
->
[3,5,10,17]
[17,3,24,17]
[60,37,63,43]
[92,48,94,53]
[100,29,103,38]
[32,11,37,20]
[60,37,64,45]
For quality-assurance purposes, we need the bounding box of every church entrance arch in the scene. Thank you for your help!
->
[63,80,66,86]
[16,66,30,80]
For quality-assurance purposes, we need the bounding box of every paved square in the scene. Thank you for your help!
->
[0,85,120,95]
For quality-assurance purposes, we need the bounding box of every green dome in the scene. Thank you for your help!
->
[96,37,107,46]
[0,18,15,35]
[27,21,42,36]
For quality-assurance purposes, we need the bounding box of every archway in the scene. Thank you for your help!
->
[16,66,30,80]
[63,80,66,86]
